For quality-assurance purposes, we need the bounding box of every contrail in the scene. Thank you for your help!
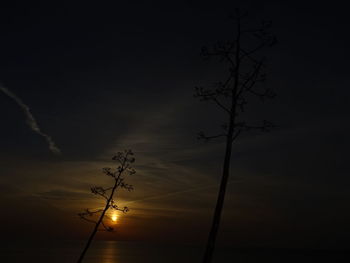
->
[0,85,61,154]
[124,180,235,205]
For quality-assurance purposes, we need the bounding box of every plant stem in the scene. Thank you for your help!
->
[76,178,119,263]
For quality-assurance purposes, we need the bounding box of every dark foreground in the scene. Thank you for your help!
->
[1,240,349,263]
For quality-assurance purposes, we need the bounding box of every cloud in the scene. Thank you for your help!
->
[36,189,91,200]
[0,85,61,154]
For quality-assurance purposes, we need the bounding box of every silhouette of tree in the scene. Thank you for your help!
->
[76,150,135,263]
[195,9,276,263]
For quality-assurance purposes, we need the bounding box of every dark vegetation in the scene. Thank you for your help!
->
[195,9,276,263]
[76,150,135,263]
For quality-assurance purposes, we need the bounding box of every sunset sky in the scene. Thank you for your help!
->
[1,0,350,250]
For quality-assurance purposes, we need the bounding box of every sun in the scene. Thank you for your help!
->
[111,214,118,222]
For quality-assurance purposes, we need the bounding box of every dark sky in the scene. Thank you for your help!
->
[0,0,350,249]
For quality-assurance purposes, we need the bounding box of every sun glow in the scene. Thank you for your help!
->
[111,214,118,222]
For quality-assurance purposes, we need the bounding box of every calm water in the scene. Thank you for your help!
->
[1,240,349,262]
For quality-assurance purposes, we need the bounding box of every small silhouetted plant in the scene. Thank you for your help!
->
[76,150,135,263]
[195,9,276,263]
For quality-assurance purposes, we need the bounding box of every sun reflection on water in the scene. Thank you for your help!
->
[100,241,120,263]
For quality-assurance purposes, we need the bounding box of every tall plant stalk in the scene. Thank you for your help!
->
[76,150,135,263]
[195,10,276,263]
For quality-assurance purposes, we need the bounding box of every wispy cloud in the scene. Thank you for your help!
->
[36,189,91,200]
[0,85,61,154]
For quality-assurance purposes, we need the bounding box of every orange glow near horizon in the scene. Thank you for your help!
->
[111,214,118,222]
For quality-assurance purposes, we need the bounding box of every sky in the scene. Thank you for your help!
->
[0,0,350,250]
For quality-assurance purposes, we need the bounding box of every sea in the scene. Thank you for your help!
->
[1,240,349,262]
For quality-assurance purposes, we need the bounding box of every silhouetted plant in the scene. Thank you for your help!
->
[76,150,135,263]
[195,9,276,263]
